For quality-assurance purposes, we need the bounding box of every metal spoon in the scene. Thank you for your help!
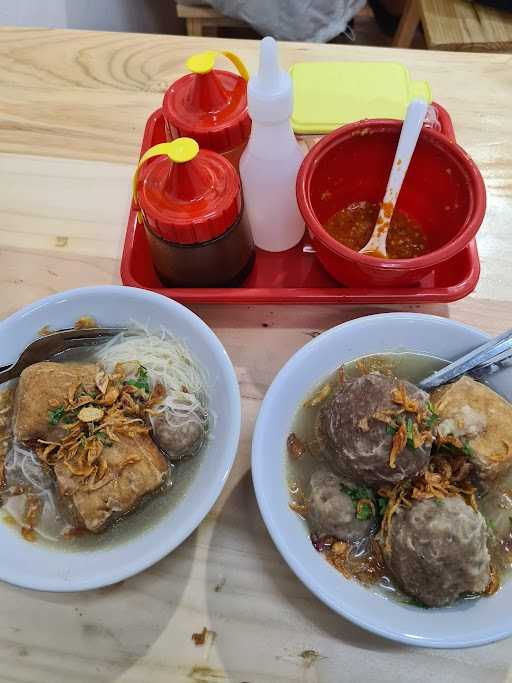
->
[359,99,428,258]
[419,328,512,391]
[0,328,126,385]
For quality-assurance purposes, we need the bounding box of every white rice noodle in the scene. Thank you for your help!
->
[96,326,210,445]
[3,442,68,541]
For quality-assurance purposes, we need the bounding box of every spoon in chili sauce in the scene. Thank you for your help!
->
[359,99,428,259]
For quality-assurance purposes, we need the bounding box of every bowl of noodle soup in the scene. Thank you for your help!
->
[0,286,240,591]
[252,314,512,648]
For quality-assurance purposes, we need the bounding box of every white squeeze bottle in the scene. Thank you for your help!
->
[239,37,305,252]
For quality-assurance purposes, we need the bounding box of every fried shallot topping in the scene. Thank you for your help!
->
[326,538,385,586]
[305,383,331,408]
[391,383,422,414]
[35,363,165,495]
[356,357,393,376]
[378,454,477,553]
[74,316,98,330]
[483,563,500,596]
[372,385,433,468]
[287,433,307,459]
[21,494,42,542]
[191,627,208,646]
[389,423,408,469]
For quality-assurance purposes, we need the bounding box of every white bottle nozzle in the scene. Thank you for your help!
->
[258,37,280,91]
[239,37,305,252]
[247,36,293,123]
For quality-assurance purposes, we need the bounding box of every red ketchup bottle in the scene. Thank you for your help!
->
[133,138,255,288]
[162,51,251,171]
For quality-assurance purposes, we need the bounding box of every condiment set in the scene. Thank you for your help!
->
[131,36,486,295]
[133,37,307,289]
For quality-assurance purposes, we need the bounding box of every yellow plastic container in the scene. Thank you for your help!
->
[290,62,432,134]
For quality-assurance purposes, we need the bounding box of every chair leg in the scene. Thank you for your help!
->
[392,0,420,47]
[186,18,203,36]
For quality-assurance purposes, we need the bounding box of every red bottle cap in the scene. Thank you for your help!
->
[162,51,251,154]
[133,138,241,245]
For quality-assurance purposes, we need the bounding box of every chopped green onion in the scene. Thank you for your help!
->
[125,364,150,393]
[386,423,398,435]
[345,486,372,502]
[425,401,439,428]
[406,417,415,448]
[343,486,375,519]
[48,406,65,425]
[355,503,373,521]
[462,439,474,459]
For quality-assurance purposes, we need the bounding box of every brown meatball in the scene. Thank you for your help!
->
[308,469,374,541]
[386,497,490,607]
[316,373,431,487]
[152,414,205,461]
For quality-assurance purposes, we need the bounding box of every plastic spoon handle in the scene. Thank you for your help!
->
[360,99,428,257]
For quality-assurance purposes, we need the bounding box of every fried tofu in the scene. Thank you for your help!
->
[13,362,98,442]
[432,376,512,484]
[54,434,169,532]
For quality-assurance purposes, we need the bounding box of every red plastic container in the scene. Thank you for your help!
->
[296,119,486,288]
[162,52,251,170]
[121,106,481,305]
[134,137,254,287]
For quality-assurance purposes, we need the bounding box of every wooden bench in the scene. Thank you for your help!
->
[176,3,247,36]
[393,0,512,51]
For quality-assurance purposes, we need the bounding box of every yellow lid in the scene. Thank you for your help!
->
[186,50,249,81]
[166,137,199,163]
[187,51,217,75]
[290,62,432,134]
[131,139,200,223]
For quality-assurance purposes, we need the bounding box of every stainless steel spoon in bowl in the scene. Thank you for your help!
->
[0,327,126,385]
[419,328,512,391]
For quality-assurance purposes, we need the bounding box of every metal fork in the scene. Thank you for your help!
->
[0,328,127,385]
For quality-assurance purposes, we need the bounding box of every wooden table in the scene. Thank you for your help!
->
[1,27,512,683]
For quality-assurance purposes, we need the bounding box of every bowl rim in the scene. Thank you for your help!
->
[0,285,241,591]
[296,119,487,271]
[250,312,512,648]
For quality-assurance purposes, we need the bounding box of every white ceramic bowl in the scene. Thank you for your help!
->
[0,286,240,592]
[252,313,512,648]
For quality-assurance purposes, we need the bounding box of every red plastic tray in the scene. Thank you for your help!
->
[121,105,480,305]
